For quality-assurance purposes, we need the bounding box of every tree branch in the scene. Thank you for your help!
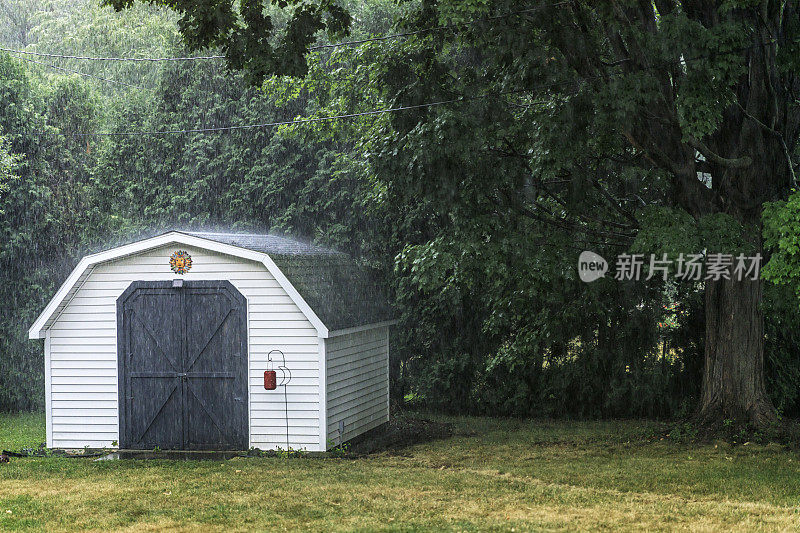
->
[590,174,640,227]
[490,191,635,244]
[685,136,753,168]
[495,138,637,231]
[734,101,798,188]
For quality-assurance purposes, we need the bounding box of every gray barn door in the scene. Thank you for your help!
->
[118,281,247,450]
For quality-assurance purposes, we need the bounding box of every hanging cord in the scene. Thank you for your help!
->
[268,349,292,452]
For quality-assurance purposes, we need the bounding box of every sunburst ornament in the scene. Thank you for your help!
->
[169,250,192,275]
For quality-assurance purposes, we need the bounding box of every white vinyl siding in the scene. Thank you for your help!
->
[325,326,389,446]
[46,244,321,451]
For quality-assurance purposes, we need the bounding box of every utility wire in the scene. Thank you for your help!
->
[20,88,536,137]
[0,47,225,62]
[0,2,568,62]
[12,54,153,91]
[0,1,790,99]
[10,8,791,137]
[17,35,780,138]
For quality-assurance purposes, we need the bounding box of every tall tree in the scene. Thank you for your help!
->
[107,0,800,427]
[0,0,42,47]
[410,0,800,427]
[0,53,102,410]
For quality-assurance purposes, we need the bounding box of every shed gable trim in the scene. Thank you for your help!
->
[28,232,329,339]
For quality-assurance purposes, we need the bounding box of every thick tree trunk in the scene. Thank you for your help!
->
[698,277,776,427]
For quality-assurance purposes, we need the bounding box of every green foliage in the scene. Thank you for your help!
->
[326,440,349,458]
[0,0,180,107]
[103,0,352,82]
[0,52,105,411]
[667,421,699,443]
[663,17,748,140]
[633,206,753,259]
[632,206,701,257]
[0,135,21,212]
[764,283,800,417]
[763,193,800,297]
[698,213,754,255]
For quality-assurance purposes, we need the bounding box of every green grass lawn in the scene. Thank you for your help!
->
[1,413,800,531]
[0,413,44,451]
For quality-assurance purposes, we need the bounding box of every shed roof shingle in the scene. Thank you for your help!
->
[184,231,394,331]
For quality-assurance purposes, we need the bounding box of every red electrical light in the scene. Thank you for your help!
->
[264,370,277,390]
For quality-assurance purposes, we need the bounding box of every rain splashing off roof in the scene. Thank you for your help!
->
[184,231,394,331]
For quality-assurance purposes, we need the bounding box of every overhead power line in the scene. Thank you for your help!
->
[12,55,153,91]
[0,2,568,63]
[0,47,225,62]
[16,34,783,139]
[15,35,786,138]
[7,4,788,138]
[20,89,535,137]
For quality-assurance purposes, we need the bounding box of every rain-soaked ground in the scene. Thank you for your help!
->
[82,414,454,461]
[95,450,244,461]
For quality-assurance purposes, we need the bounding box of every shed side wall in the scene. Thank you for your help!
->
[47,244,321,450]
[325,326,389,446]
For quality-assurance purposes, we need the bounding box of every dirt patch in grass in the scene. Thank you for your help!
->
[659,417,800,449]
[344,414,454,456]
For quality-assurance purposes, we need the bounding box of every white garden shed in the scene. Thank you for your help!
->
[28,231,395,452]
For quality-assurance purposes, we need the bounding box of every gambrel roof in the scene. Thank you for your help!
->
[187,232,394,332]
[29,231,395,339]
